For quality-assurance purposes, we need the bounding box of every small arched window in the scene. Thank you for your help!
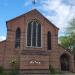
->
[47,31,51,50]
[15,28,21,48]
[27,20,41,47]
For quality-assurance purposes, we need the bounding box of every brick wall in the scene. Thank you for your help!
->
[0,9,74,72]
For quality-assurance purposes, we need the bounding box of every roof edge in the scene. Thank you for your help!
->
[6,9,37,23]
[6,9,59,30]
[58,44,72,53]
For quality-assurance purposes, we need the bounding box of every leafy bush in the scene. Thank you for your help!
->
[0,66,4,74]
[49,64,56,74]
[10,60,19,75]
[0,66,7,75]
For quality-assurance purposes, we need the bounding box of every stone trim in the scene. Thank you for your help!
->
[21,50,48,56]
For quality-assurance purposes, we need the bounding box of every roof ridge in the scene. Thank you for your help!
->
[6,9,59,29]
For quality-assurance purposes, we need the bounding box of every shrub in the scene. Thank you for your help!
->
[0,66,7,75]
[10,60,19,75]
[0,66,4,74]
[49,64,56,74]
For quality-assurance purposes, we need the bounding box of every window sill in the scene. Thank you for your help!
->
[26,46,42,48]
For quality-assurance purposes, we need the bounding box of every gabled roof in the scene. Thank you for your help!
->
[6,9,59,30]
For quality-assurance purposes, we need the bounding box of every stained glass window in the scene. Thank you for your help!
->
[27,20,41,47]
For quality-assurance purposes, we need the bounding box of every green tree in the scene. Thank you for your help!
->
[59,18,75,53]
[59,36,71,49]
[66,18,75,52]
[59,34,75,51]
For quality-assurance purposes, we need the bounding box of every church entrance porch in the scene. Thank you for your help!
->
[60,54,69,71]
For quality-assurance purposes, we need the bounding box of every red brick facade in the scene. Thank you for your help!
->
[0,9,75,74]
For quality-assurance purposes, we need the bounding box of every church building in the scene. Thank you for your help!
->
[0,9,75,74]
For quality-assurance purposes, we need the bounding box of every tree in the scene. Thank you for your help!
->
[59,18,75,53]
[59,34,75,51]
[66,18,75,52]
[59,36,70,49]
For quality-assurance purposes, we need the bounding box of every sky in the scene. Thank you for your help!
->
[0,0,75,41]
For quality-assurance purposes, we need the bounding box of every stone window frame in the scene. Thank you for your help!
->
[26,19,42,48]
[15,28,21,48]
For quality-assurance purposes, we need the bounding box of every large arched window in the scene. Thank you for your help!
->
[27,20,41,47]
[47,31,51,50]
[15,28,21,48]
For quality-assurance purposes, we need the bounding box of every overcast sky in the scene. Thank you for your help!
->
[0,0,75,41]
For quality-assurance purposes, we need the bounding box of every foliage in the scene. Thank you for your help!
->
[59,36,70,49]
[0,66,7,75]
[0,60,19,75]
[59,18,75,53]
[59,33,75,52]
[0,66,4,74]
[49,64,56,74]
[10,59,19,75]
